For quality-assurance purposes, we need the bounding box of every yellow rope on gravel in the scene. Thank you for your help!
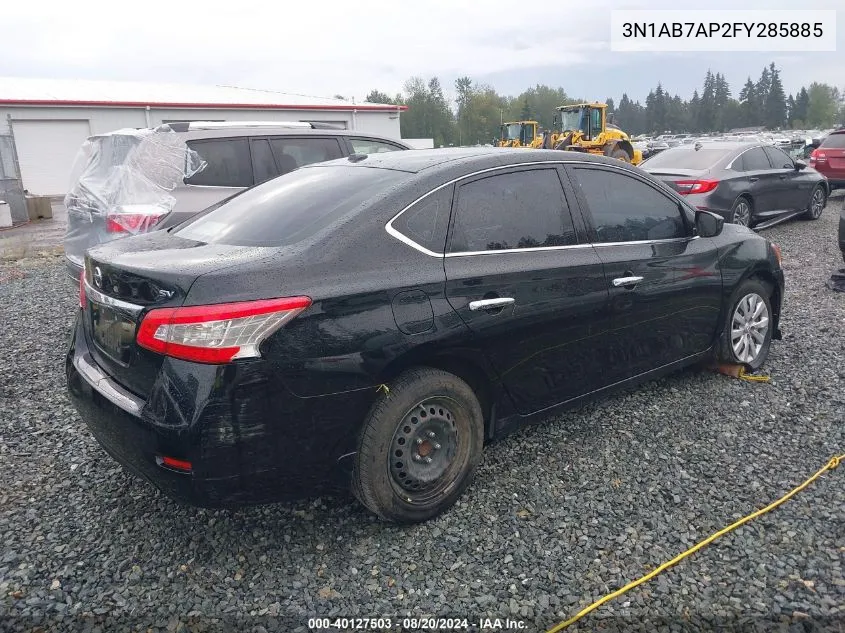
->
[546,453,844,632]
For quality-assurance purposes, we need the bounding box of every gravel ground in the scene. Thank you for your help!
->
[1,196,843,633]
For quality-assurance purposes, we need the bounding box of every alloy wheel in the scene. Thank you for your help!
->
[732,200,751,226]
[810,187,825,218]
[731,292,770,364]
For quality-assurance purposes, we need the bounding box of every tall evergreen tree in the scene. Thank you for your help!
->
[698,70,717,131]
[519,95,532,120]
[794,87,810,125]
[738,77,758,127]
[764,63,787,129]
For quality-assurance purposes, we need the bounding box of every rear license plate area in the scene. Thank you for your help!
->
[91,303,136,365]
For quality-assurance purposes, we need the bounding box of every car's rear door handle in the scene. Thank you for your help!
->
[779,175,787,179]
[468,297,515,311]
[612,276,644,288]
[748,177,759,183]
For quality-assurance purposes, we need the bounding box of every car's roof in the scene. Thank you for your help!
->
[657,141,760,153]
[85,124,412,147]
[308,147,637,175]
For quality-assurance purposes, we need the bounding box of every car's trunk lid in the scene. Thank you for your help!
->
[81,230,269,398]
[645,168,708,193]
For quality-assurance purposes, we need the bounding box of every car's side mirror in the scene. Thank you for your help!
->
[695,209,724,238]
[794,159,807,170]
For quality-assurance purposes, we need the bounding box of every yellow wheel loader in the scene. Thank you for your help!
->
[543,103,642,165]
[498,121,544,148]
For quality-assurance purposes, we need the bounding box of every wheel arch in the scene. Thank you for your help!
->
[378,349,498,441]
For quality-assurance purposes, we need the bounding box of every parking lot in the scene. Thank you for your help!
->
[1,195,843,632]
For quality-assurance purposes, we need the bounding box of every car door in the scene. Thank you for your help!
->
[763,145,810,211]
[737,146,780,215]
[564,164,724,382]
[443,166,611,415]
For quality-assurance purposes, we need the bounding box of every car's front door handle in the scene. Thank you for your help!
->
[612,276,644,288]
[749,177,759,183]
[468,297,515,311]
[779,175,787,179]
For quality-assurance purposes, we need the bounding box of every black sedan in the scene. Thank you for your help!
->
[67,148,784,523]
[640,141,829,229]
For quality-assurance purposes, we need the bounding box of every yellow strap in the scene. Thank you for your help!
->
[546,453,844,633]
[737,366,771,382]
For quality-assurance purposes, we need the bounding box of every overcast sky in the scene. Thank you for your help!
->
[1,0,842,105]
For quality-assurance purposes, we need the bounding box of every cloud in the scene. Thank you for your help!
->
[0,0,842,102]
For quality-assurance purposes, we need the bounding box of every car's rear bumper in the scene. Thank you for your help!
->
[66,313,373,507]
[65,255,83,285]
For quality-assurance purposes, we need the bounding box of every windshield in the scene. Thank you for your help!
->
[642,147,733,170]
[502,124,522,141]
[558,109,584,133]
[175,165,409,247]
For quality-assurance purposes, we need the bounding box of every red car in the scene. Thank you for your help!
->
[809,129,845,190]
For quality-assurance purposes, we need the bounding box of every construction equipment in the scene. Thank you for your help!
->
[544,103,643,165]
[498,121,544,148]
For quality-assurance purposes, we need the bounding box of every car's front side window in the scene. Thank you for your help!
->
[763,145,795,169]
[449,169,577,253]
[571,167,688,243]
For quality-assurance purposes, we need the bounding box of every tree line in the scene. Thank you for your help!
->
[358,63,845,146]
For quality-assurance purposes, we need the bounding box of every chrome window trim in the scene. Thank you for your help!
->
[384,159,695,258]
[84,280,145,317]
[726,145,764,171]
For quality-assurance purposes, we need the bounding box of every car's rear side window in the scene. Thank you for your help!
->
[820,133,845,149]
[269,138,343,175]
[449,169,577,253]
[175,166,408,247]
[391,185,454,253]
[185,139,253,187]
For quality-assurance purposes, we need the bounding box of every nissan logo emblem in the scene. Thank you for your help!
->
[93,266,103,289]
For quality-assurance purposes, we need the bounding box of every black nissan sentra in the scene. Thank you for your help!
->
[67,148,784,523]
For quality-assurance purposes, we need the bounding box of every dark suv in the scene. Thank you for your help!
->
[63,121,411,281]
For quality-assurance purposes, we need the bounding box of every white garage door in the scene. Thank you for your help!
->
[12,120,91,195]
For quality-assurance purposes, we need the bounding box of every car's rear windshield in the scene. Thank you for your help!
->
[174,165,409,247]
[642,148,732,170]
[820,133,845,149]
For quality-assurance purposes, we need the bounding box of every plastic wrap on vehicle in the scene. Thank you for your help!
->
[63,125,206,267]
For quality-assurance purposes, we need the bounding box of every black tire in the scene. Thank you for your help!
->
[717,279,774,372]
[728,196,753,227]
[802,184,826,220]
[352,367,484,523]
[609,147,631,163]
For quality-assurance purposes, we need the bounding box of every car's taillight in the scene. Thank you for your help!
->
[106,212,166,234]
[79,264,86,309]
[675,179,720,195]
[136,297,312,364]
[770,242,782,267]
[810,149,826,162]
